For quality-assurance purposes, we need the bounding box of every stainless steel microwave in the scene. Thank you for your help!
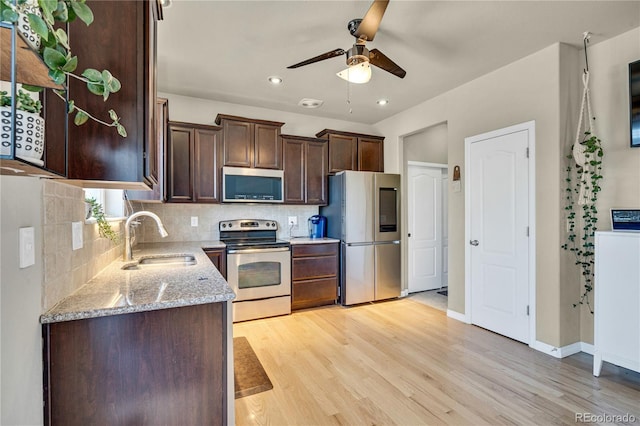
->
[222,166,284,203]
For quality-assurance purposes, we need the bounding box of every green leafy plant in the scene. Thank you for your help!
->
[0,0,127,137]
[561,131,604,314]
[85,197,119,243]
[0,89,42,113]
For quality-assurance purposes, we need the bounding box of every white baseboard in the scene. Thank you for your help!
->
[446,309,469,323]
[531,340,595,358]
[580,342,595,355]
[400,289,409,297]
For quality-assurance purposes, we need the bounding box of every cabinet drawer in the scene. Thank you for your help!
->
[292,278,338,310]
[292,255,338,280]
[292,243,338,257]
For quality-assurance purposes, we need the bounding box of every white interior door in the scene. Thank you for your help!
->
[468,129,530,343]
[442,171,449,287]
[408,164,444,293]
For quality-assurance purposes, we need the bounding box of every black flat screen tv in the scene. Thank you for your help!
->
[630,59,640,147]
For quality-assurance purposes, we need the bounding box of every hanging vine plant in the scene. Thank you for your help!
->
[562,131,604,314]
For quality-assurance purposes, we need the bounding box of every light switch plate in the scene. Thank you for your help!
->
[191,216,198,227]
[72,221,83,250]
[288,216,298,227]
[19,227,35,268]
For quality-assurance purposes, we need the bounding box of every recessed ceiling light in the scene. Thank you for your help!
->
[376,99,389,106]
[298,98,324,109]
[160,0,171,8]
[268,76,283,85]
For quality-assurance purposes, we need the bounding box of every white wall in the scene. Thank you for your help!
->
[158,93,378,138]
[577,27,640,343]
[403,123,448,165]
[1,176,44,426]
[374,43,580,347]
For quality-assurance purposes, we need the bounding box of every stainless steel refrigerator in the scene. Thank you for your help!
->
[321,171,401,305]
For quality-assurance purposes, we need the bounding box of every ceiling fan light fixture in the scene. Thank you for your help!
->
[337,62,372,84]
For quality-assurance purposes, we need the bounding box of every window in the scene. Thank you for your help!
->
[84,189,126,220]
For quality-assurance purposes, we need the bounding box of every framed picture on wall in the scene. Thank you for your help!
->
[629,59,640,147]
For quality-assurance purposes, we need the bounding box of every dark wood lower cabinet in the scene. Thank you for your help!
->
[291,242,339,310]
[204,248,227,279]
[42,303,227,426]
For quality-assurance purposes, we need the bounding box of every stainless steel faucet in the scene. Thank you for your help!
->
[124,211,169,260]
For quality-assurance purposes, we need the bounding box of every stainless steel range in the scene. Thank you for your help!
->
[219,219,291,322]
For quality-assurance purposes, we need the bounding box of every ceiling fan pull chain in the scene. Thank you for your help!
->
[346,78,353,114]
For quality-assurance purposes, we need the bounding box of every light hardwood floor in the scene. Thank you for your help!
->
[234,298,640,425]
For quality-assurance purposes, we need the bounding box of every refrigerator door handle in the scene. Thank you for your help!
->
[346,242,375,247]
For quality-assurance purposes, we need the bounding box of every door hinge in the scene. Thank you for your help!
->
[526,226,529,237]
[526,305,530,316]
[526,147,529,158]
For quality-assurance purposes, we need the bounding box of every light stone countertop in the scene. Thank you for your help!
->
[287,237,341,244]
[41,241,233,324]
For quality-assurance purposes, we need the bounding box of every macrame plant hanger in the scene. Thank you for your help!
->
[572,31,596,206]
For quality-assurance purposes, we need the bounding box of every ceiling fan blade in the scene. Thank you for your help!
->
[287,49,346,69]
[354,0,389,42]
[369,48,406,78]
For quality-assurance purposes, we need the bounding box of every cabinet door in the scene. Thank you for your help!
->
[283,137,305,204]
[62,0,152,182]
[222,120,253,167]
[126,97,168,201]
[205,249,227,278]
[328,134,357,174]
[194,128,221,203]
[166,125,194,202]
[305,140,328,205]
[254,123,282,169]
[358,137,384,172]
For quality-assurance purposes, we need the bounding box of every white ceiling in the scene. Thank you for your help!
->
[157,1,640,124]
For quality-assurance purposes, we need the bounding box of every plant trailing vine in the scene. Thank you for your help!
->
[86,197,119,244]
[562,131,603,314]
[0,0,127,136]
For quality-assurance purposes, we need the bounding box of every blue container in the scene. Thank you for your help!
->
[308,215,327,239]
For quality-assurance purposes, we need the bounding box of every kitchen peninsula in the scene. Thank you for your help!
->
[40,242,234,426]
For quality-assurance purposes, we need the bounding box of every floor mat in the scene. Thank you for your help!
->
[234,336,273,399]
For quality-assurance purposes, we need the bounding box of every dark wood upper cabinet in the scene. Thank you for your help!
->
[166,123,194,202]
[357,136,384,172]
[166,122,221,204]
[282,135,328,205]
[126,97,169,202]
[305,139,329,205]
[45,0,161,187]
[215,114,284,170]
[316,129,384,173]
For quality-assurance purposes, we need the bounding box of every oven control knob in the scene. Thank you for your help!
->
[271,222,276,227]
[221,224,226,228]
[229,223,233,228]
[266,222,270,227]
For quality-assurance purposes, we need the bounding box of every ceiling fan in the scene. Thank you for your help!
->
[287,0,406,83]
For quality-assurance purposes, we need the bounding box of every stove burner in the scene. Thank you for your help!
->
[219,219,289,251]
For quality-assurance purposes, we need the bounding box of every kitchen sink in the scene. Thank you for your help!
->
[122,254,197,270]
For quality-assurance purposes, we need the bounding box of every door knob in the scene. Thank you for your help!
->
[408,233,411,237]
[470,240,479,246]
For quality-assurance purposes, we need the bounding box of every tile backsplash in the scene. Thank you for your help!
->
[133,203,319,243]
[42,180,124,311]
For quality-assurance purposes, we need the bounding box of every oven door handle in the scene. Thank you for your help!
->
[227,247,290,254]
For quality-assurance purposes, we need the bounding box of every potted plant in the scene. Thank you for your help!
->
[85,197,119,243]
[0,89,45,162]
[0,0,126,137]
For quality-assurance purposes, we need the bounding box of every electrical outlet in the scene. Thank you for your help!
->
[191,216,198,227]
[72,221,83,250]
[288,216,298,227]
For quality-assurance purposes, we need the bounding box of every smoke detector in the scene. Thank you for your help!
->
[298,98,324,109]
